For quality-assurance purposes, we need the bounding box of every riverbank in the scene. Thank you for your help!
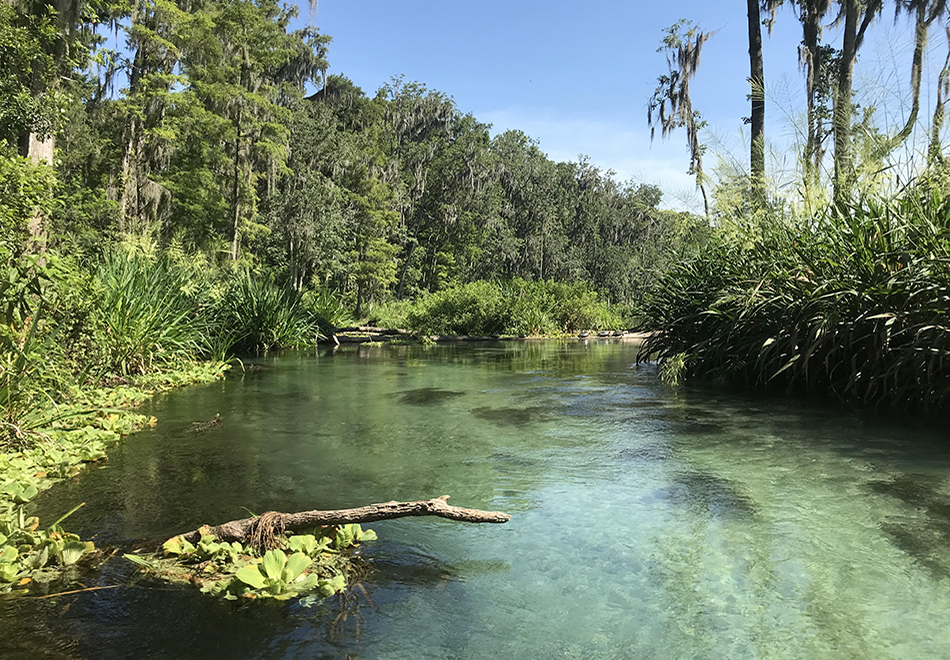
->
[327,326,652,345]
[0,361,228,591]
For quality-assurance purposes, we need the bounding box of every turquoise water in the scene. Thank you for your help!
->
[3,340,950,659]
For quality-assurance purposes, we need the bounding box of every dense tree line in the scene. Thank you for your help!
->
[1,0,704,320]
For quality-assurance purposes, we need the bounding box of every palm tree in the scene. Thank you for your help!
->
[748,0,766,204]
[890,0,948,147]
[832,0,883,202]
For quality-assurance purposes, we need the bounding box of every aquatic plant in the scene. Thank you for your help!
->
[125,524,376,603]
[0,504,97,588]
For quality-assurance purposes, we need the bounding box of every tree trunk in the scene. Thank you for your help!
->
[833,0,859,203]
[930,27,950,165]
[396,241,416,299]
[171,495,511,546]
[23,133,54,253]
[231,106,244,261]
[892,1,929,147]
[801,7,822,201]
[747,0,766,204]
[833,0,880,202]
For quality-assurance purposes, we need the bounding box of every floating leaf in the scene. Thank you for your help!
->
[163,537,183,555]
[0,563,17,583]
[283,552,310,583]
[0,545,18,563]
[287,534,317,555]
[261,549,286,580]
[235,565,266,589]
[358,529,377,542]
[318,573,346,597]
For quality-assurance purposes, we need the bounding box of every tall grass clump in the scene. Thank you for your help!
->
[215,271,323,353]
[302,286,353,337]
[638,189,950,411]
[91,251,210,375]
[406,279,624,336]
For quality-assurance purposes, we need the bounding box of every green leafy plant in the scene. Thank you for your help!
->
[128,523,375,603]
[215,270,323,353]
[638,190,950,411]
[91,251,210,375]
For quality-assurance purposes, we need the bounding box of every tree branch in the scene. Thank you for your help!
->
[172,496,511,545]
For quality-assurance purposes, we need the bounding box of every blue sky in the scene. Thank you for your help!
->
[300,1,937,211]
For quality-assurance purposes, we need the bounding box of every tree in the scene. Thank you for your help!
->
[648,20,714,217]
[832,0,883,202]
[890,0,948,147]
[181,0,327,260]
[748,0,766,203]
[792,0,833,199]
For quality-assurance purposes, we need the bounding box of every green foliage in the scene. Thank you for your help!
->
[90,250,210,375]
[404,279,624,336]
[0,4,66,143]
[215,270,323,353]
[302,287,353,336]
[129,522,375,603]
[0,504,96,589]
[639,190,950,411]
[0,152,58,238]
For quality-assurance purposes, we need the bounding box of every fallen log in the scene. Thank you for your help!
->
[333,326,410,335]
[172,496,510,547]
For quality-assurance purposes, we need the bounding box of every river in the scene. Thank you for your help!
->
[3,340,950,659]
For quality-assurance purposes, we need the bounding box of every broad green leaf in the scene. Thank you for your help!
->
[295,573,319,591]
[235,565,266,589]
[287,534,317,554]
[162,537,183,555]
[0,564,18,583]
[318,573,346,596]
[358,529,377,542]
[282,552,310,583]
[261,549,286,580]
[0,545,18,563]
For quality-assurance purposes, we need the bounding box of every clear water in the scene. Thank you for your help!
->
[3,340,950,659]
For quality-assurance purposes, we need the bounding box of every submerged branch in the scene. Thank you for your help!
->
[172,496,511,546]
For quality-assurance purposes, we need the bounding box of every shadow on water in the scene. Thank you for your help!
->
[471,405,551,427]
[662,470,758,521]
[869,474,950,579]
[390,387,466,405]
[368,548,511,588]
[617,441,675,464]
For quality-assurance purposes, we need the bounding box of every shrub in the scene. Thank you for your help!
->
[90,250,209,375]
[215,271,321,354]
[405,279,624,336]
[638,190,950,411]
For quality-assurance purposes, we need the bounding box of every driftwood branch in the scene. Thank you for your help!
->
[173,496,510,546]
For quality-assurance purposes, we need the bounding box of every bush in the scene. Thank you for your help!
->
[215,271,322,354]
[638,190,950,411]
[90,250,210,375]
[404,279,624,336]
